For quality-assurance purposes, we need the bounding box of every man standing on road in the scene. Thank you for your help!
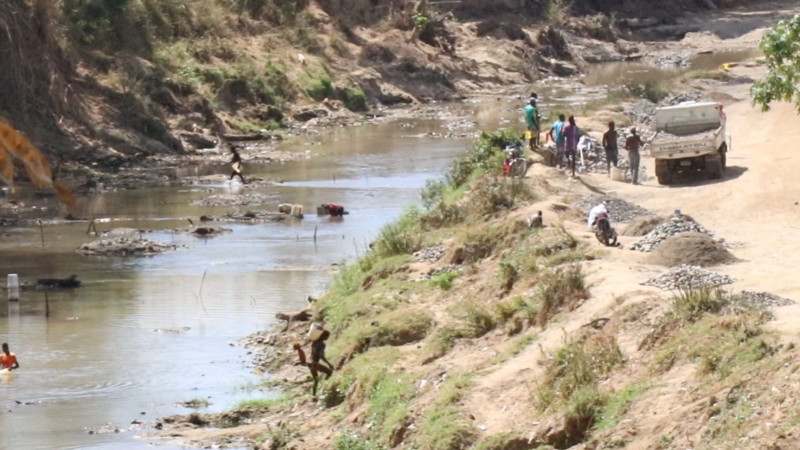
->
[563,115,580,177]
[1,343,19,371]
[524,98,539,150]
[547,114,566,169]
[602,121,619,173]
[625,127,644,185]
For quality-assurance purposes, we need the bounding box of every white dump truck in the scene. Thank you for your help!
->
[649,101,730,185]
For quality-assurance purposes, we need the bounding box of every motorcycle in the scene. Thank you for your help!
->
[503,143,528,178]
[593,213,617,246]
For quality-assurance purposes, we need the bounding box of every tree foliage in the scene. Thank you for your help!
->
[751,14,800,112]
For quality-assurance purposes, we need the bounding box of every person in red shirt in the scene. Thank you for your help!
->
[1,343,19,371]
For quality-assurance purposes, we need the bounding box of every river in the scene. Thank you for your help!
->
[0,106,513,449]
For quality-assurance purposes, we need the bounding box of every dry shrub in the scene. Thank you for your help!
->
[536,264,588,328]
[647,232,737,267]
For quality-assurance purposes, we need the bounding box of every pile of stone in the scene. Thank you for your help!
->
[78,237,181,256]
[729,291,795,309]
[413,245,445,263]
[642,265,735,290]
[573,194,653,223]
[199,211,287,224]
[631,215,714,252]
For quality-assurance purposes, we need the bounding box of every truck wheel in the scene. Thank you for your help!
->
[720,146,727,172]
[708,159,723,179]
[655,159,672,185]
[657,174,673,185]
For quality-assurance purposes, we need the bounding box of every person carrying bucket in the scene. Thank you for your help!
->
[294,323,334,396]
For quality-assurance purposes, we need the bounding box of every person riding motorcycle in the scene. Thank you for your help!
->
[588,201,618,246]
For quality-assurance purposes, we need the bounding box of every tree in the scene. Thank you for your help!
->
[751,14,800,112]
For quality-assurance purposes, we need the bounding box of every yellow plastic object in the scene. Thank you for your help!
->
[525,130,532,140]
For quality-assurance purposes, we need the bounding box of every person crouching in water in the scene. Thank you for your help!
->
[229,148,246,184]
[293,330,334,396]
[1,343,19,371]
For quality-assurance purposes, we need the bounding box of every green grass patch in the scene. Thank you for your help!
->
[430,270,459,291]
[369,373,415,445]
[423,326,478,363]
[322,347,400,408]
[653,313,775,377]
[419,374,477,450]
[536,335,623,410]
[450,299,497,337]
[236,396,285,410]
[334,432,385,450]
[535,264,588,328]
[329,309,434,363]
[594,383,650,431]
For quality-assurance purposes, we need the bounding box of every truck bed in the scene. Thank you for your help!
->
[653,128,718,143]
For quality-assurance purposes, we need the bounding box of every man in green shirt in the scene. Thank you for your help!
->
[524,98,539,149]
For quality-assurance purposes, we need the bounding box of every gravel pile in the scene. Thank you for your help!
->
[729,291,795,309]
[199,211,288,224]
[631,215,714,252]
[573,194,654,224]
[625,91,705,126]
[413,245,445,262]
[652,128,717,143]
[642,265,735,290]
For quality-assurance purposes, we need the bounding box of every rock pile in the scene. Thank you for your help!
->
[78,237,181,256]
[413,245,445,262]
[631,215,714,252]
[729,291,795,309]
[642,265,735,290]
[199,211,287,224]
[416,264,462,281]
[573,194,653,223]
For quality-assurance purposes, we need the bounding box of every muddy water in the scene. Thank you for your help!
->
[0,114,495,449]
[582,49,761,87]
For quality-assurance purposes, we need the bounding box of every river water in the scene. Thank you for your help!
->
[0,109,509,449]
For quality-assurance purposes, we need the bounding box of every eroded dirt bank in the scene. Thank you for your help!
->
[0,0,789,192]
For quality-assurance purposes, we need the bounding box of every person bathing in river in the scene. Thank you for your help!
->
[229,148,246,184]
[293,330,334,396]
[1,343,19,371]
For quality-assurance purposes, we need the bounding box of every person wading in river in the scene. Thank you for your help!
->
[625,127,644,185]
[602,121,619,173]
[1,343,19,371]
[229,148,246,184]
[293,330,334,396]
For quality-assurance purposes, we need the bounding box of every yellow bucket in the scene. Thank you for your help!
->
[524,130,532,140]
